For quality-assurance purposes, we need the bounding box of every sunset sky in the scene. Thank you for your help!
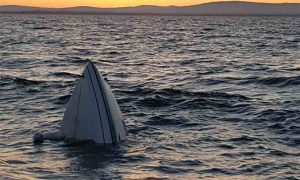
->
[0,0,299,8]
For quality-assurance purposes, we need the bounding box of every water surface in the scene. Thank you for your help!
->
[0,15,299,179]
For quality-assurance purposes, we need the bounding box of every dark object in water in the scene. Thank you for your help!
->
[33,61,127,145]
[33,131,66,144]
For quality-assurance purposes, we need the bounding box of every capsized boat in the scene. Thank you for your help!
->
[61,61,126,144]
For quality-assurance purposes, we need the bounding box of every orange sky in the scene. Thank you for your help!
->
[0,0,299,8]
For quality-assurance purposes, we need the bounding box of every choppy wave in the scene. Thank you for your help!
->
[256,76,300,87]
[51,72,80,78]
[0,75,45,86]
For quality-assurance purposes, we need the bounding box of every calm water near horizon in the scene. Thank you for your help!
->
[0,14,299,179]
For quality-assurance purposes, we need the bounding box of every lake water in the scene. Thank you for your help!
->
[0,15,299,179]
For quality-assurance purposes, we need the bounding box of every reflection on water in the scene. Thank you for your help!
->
[0,15,299,179]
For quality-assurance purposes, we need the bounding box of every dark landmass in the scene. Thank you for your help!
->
[0,1,299,16]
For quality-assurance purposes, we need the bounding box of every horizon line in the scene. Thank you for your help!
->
[1,1,299,9]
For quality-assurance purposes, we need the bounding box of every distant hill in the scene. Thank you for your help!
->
[0,1,299,15]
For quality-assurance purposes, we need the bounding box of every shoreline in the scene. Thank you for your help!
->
[1,12,299,16]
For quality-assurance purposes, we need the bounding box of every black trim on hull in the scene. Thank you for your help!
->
[86,67,106,144]
[90,63,116,143]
